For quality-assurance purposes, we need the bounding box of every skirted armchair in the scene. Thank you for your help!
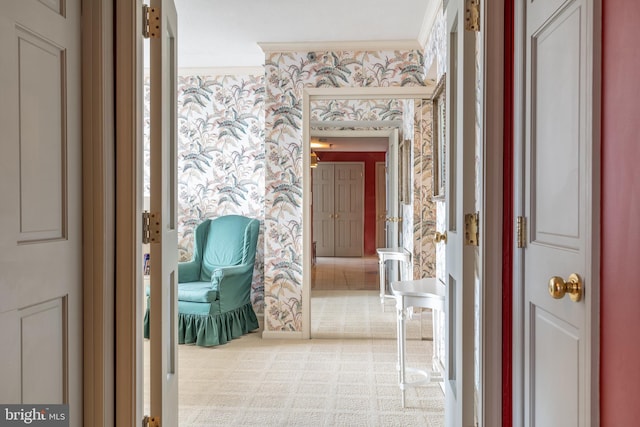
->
[144,215,260,346]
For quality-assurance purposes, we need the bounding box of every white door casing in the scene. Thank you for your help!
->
[444,1,477,425]
[0,0,83,421]
[148,0,179,424]
[375,162,387,249]
[386,128,400,251]
[518,0,598,425]
[301,87,429,340]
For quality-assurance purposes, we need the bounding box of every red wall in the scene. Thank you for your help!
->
[601,2,640,424]
[316,152,386,256]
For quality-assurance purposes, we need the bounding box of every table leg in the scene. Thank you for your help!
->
[396,296,406,408]
[379,258,386,311]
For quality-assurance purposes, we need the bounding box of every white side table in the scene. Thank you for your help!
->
[391,277,445,407]
[376,247,411,311]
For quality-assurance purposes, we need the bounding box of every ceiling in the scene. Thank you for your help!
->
[173,0,437,153]
[174,0,436,69]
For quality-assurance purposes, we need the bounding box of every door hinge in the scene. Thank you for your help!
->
[143,416,160,427]
[516,216,526,248]
[465,0,480,32]
[464,212,479,246]
[142,211,161,244]
[142,4,160,39]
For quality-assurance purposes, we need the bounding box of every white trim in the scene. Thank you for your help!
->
[258,40,422,54]
[306,86,431,100]
[312,129,398,139]
[261,331,304,340]
[310,120,403,129]
[418,2,443,47]
[178,66,264,76]
[302,86,430,341]
[512,1,526,424]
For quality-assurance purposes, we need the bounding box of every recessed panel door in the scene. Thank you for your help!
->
[0,0,83,423]
[522,0,594,425]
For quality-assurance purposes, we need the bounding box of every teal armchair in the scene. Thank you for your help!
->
[144,215,260,346]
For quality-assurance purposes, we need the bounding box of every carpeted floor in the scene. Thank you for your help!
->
[311,290,432,341]
[146,257,445,426]
[174,334,444,427]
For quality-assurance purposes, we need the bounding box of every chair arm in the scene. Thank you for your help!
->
[178,261,201,283]
[211,263,254,311]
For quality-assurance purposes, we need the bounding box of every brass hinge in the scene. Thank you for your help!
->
[142,4,160,39]
[142,416,160,427]
[464,212,479,246]
[142,211,161,244]
[516,216,526,248]
[465,0,480,32]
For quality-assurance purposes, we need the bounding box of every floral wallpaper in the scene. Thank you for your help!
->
[311,99,404,122]
[412,98,436,280]
[264,49,425,332]
[173,74,265,311]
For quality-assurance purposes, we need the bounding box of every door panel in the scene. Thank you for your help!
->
[334,164,363,257]
[0,0,82,421]
[312,164,335,256]
[523,0,592,425]
[148,0,179,424]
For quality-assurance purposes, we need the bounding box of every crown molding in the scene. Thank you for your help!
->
[417,1,443,47]
[178,66,265,76]
[258,39,422,54]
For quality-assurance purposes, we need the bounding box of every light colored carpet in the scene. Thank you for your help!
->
[175,334,444,427]
[311,290,433,341]
[146,290,444,426]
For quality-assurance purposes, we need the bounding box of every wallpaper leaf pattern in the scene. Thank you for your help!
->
[263,49,426,332]
[176,74,266,311]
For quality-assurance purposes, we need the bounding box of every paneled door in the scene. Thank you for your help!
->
[148,0,179,424]
[0,0,83,423]
[444,0,477,424]
[521,0,596,424]
[312,163,364,257]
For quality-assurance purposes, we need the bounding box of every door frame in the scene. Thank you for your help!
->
[511,0,602,425]
[82,0,117,425]
[302,87,429,341]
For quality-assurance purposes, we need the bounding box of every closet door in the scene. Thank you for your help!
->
[334,164,363,257]
[312,163,364,257]
[312,164,335,256]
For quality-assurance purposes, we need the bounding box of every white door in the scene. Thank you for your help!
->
[334,163,363,257]
[522,0,595,425]
[375,162,387,249]
[312,164,335,256]
[148,0,179,424]
[444,1,476,425]
[0,0,83,422]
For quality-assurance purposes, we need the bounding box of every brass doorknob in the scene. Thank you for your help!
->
[548,273,583,302]
[434,231,447,243]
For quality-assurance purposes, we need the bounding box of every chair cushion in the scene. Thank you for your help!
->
[178,281,218,303]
